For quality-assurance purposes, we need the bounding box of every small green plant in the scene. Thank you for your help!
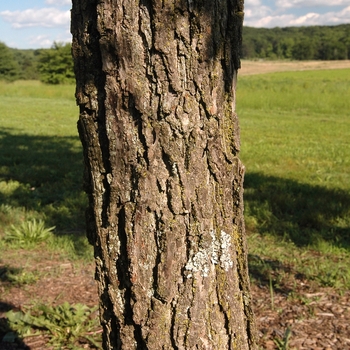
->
[0,266,39,285]
[6,302,101,349]
[274,327,292,350]
[4,219,55,248]
[9,271,39,285]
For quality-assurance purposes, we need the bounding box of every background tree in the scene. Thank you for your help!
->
[0,42,19,81]
[38,42,74,84]
[71,0,256,349]
[11,48,41,80]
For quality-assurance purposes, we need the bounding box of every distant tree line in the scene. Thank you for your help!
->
[1,24,350,84]
[242,24,350,60]
[0,41,74,84]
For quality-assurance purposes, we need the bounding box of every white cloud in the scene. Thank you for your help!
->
[276,0,350,9]
[244,0,263,6]
[244,0,273,24]
[29,35,54,48]
[29,32,71,48]
[245,14,295,28]
[244,2,350,28]
[0,8,70,28]
[45,0,71,5]
[290,6,350,26]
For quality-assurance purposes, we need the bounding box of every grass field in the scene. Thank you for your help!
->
[0,81,99,348]
[0,81,91,258]
[238,68,350,290]
[0,65,350,347]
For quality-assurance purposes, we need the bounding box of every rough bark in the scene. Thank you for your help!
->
[71,0,256,349]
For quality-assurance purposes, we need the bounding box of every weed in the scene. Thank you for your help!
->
[274,327,292,350]
[0,266,39,285]
[6,302,101,349]
[4,219,55,248]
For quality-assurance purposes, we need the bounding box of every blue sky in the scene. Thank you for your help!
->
[1,0,350,49]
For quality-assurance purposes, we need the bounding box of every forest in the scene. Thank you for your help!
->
[1,24,350,83]
[242,24,350,60]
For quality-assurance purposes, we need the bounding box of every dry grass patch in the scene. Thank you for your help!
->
[240,59,350,76]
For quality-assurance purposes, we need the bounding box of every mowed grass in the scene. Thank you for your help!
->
[0,80,90,259]
[237,69,350,290]
[1,70,350,292]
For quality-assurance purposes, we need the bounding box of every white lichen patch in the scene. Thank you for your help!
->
[185,230,233,278]
[219,230,234,271]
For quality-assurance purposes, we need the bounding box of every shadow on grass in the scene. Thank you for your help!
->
[244,172,350,250]
[247,254,308,295]
[0,128,87,234]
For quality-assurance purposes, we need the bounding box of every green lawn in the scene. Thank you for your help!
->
[1,71,349,291]
[0,80,89,258]
[238,69,350,189]
[237,69,350,289]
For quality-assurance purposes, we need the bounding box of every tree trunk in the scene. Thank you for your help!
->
[71,0,256,349]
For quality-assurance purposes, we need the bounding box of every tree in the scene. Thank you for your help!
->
[0,42,19,81]
[12,48,40,80]
[71,0,256,349]
[38,42,74,84]
[292,38,317,60]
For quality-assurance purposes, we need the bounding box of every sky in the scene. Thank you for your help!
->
[0,0,350,49]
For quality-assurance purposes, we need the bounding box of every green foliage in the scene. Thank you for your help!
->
[47,234,94,261]
[5,219,55,248]
[242,24,350,60]
[6,302,101,349]
[38,42,75,84]
[0,82,85,224]
[10,48,41,80]
[0,42,19,81]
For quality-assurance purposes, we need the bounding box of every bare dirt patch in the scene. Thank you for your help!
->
[0,249,98,349]
[252,283,350,349]
[240,60,350,76]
